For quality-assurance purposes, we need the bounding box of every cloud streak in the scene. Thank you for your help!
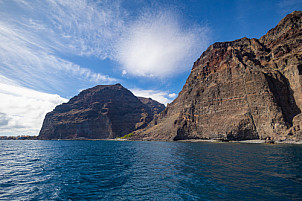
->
[277,0,302,15]
[1,0,210,90]
[0,23,116,89]
[0,0,118,94]
[6,1,209,80]
[0,0,210,135]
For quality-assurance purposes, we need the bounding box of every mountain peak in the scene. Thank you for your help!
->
[260,11,302,47]
[132,11,302,142]
[38,84,165,140]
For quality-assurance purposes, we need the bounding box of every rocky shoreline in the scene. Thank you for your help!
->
[177,139,302,144]
[1,137,301,144]
[119,138,302,144]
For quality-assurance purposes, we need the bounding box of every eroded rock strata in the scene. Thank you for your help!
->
[138,97,166,115]
[38,84,165,140]
[132,11,302,142]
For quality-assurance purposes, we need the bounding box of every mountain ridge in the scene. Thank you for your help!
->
[38,84,165,140]
[131,11,302,142]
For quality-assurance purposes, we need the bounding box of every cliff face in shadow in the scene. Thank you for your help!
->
[38,84,165,140]
[132,11,302,142]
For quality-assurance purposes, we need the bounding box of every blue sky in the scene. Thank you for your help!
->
[0,0,301,136]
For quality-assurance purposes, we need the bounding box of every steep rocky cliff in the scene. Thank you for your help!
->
[38,84,165,140]
[132,11,302,142]
[138,97,166,115]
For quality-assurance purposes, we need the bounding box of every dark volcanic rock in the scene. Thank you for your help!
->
[132,11,302,142]
[38,84,165,140]
[138,97,165,115]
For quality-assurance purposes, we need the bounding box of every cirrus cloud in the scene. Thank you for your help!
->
[0,0,119,95]
[0,0,210,136]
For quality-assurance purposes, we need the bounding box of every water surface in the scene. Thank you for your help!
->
[0,140,301,200]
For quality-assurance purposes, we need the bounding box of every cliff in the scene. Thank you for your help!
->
[138,97,166,115]
[38,84,165,140]
[131,11,302,142]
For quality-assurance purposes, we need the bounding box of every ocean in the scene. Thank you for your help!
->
[0,140,301,200]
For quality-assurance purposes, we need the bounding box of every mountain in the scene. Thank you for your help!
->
[138,97,166,115]
[38,84,165,140]
[131,11,302,142]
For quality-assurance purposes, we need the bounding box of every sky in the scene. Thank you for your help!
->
[0,0,301,136]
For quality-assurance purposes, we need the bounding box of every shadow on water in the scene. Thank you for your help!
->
[0,140,301,200]
[174,142,302,200]
[110,141,209,200]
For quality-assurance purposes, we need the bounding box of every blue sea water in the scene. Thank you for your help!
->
[0,140,301,200]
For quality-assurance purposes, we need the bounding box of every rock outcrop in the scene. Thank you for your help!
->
[38,84,165,140]
[132,11,302,142]
[138,97,166,115]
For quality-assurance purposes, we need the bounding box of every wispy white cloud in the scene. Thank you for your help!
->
[0,0,210,135]
[0,24,117,92]
[0,77,68,136]
[9,0,124,59]
[0,0,118,94]
[168,93,177,99]
[0,0,210,89]
[277,0,302,15]
[122,70,127,76]
[115,11,209,78]
[33,0,124,58]
[131,88,177,105]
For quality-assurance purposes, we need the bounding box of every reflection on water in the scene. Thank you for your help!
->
[0,140,301,200]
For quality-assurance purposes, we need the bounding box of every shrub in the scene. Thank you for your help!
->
[120,133,134,139]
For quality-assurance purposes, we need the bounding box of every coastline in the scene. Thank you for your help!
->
[177,139,302,144]
[1,138,301,144]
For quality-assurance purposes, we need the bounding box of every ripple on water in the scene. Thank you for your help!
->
[0,140,301,200]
